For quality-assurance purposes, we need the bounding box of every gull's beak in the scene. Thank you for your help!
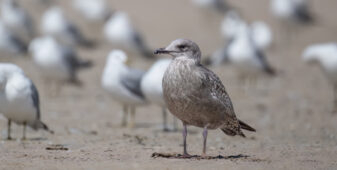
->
[154,48,170,54]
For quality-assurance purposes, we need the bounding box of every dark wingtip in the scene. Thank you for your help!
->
[41,121,54,134]
[266,67,276,76]
[239,120,256,132]
[79,60,93,68]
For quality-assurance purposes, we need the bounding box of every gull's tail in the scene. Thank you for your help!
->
[239,120,256,132]
[221,120,255,138]
[33,120,54,134]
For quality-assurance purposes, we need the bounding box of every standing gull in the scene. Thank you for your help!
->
[302,43,337,112]
[207,11,273,67]
[41,7,94,48]
[0,63,53,140]
[29,36,92,86]
[72,0,111,22]
[0,19,27,55]
[140,59,178,131]
[191,0,230,14]
[1,0,34,42]
[104,11,154,59]
[271,0,314,24]
[209,13,275,79]
[102,50,147,128]
[155,39,255,156]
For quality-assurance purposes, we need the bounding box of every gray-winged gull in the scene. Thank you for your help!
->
[41,7,94,47]
[0,63,53,140]
[140,58,178,131]
[303,43,337,112]
[29,36,92,86]
[104,11,154,59]
[102,50,147,128]
[1,0,35,41]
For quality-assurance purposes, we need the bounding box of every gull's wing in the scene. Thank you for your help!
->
[30,81,40,119]
[197,65,236,117]
[120,68,145,99]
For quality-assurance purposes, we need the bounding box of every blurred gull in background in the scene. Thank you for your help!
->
[141,59,178,131]
[0,63,53,140]
[1,0,35,42]
[41,7,94,48]
[0,19,27,55]
[303,43,337,112]
[191,0,230,14]
[29,36,92,87]
[104,11,154,59]
[72,0,111,22]
[102,50,147,128]
[208,11,275,79]
[271,0,314,24]
[224,22,275,77]
[221,11,273,51]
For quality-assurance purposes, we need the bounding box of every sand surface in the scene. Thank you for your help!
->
[0,0,337,169]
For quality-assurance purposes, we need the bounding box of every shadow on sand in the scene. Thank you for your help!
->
[151,152,252,160]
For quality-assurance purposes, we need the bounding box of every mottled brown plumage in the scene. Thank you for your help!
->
[155,39,255,157]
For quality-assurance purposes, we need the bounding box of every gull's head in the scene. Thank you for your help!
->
[0,63,23,90]
[154,39,201,62]
[221,10,243,39]
[107,50,129,66]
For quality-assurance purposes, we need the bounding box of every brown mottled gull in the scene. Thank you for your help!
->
[155,39,255,157]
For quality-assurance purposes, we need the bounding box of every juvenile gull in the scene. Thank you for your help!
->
[0,63,53,140]
[41,7,94,47]
[140,59,177,131]
[104,11,154,59]
[0,19,27,55]
[155,39,255,156]
[102,50,147,128]
[29,36,92,85]
[1,0,35,42]
[302,43,337,112]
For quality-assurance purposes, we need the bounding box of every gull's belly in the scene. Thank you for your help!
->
[163,64,225,129]
[0,96,36,124]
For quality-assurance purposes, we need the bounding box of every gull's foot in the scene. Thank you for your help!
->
[163,127,170,132]
[121,122,127,127]
[6,136,12,141]
[180,153,193,158]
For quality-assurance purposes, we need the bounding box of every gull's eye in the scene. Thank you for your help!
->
[177,45,187,50]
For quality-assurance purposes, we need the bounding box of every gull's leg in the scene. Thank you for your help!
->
[162,107,169,132]
[7,119,12,140]
[129,106,135,128]
[172,116,178,132]
[202,125,208,157]
[333,85,337,113]
[22,122,27,140]
[182,122,190,157]
[121,104,128,127]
